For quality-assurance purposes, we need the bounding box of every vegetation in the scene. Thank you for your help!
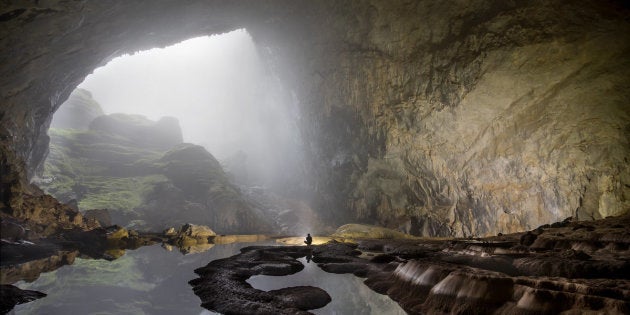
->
[38,90,264,233]
[41,128,169,216]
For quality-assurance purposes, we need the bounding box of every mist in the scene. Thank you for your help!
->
[77,29,302,190]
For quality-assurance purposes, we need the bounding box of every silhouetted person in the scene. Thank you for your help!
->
[304,233,312,246]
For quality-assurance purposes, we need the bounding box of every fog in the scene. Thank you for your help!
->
[77,29,302,190]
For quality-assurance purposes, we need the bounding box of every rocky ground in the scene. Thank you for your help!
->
[191,214,630,314]
[2,214,628,314]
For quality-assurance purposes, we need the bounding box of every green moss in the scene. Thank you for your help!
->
[41,127,169,214]
[78,175,168,212]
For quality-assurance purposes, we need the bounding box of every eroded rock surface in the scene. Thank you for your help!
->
[192,215,630,314]
[190,245,331,314]
[293,1,630,236]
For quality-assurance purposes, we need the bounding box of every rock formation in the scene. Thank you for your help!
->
[0,1,628,238]
[190,245,332,314]
[89,114,183,151]
[290,1,630,236]
[0,284,46,314]
[33,90,278,233]
[49,89,104,130]
[191,214,630,314]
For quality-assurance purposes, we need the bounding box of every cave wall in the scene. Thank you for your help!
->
[1,0,628,236]
[286,0,630,236]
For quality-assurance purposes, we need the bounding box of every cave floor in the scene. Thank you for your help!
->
[191,215,630,314]
[2,214,630,314]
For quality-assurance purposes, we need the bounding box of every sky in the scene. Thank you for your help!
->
[76,29,301,188]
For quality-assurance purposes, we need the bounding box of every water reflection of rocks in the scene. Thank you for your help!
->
[0,222,272,313]
[3,215,630,314]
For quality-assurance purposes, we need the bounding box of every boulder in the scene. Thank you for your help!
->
[178,223,216,239]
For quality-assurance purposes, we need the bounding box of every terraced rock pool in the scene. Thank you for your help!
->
[10,241,405,314]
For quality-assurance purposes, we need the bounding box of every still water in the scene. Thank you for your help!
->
[12,241,405,315]
[248,258,406,315]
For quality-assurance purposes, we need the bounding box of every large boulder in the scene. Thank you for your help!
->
[159,143,225,198]
[178,223,216,239]
[172,223,216,249]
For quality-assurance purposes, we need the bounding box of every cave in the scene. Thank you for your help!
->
[1,1,629,314]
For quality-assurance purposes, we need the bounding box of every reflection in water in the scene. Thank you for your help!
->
[12,241,404,315]
[12,242,271,315]
[248,258,406,315]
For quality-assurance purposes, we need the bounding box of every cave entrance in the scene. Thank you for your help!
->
[39,30,307,234]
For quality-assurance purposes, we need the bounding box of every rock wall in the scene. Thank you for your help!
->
[0,0,628,236]
[286,0,630,236]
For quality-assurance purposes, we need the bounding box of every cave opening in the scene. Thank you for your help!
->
[37,29,309,234]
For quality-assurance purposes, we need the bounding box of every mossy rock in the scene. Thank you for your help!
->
[89,114,182,150]
[159,143,233,198]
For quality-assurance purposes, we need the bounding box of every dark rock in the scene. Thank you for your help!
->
[190,245,326,314]
[560,249,591,260]
[371,254,396,263]
[520,231,538,246]
[268,286,331,311]
[0,284,46,314]
[0,221,25,241]
[187,215,630,314]
[318,262,369,276]
[66,199,79,212]
[572,224,595,231]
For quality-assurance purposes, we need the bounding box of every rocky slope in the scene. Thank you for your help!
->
[37,92,272,233]
[0,1,628,237]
